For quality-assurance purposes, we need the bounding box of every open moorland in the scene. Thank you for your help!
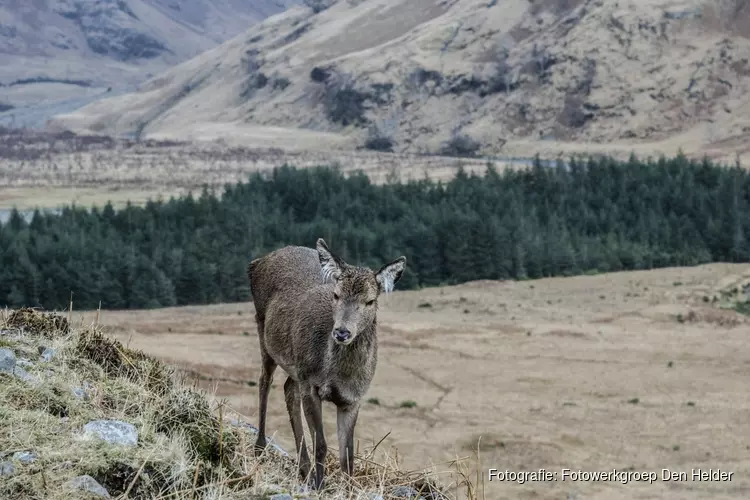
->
[0,128,523,212]
[69,262,750,500]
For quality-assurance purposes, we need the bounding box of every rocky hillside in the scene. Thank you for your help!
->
[49,0,750,162]
[0,0,298,128]
[0,308,449,500]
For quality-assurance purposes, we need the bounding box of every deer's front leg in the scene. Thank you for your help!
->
[302,388,327,490]
[336,402,360,476]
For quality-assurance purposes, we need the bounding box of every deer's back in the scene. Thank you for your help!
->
[249,245,324,321]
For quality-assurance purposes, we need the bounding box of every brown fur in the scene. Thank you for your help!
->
[247,238,406,489]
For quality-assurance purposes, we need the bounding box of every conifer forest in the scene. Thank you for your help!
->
[1,154,748,311]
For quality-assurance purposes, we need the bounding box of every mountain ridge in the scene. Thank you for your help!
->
[49,0,750,163]
[0,0,299,128]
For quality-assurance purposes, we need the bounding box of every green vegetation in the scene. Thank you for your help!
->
[1,153,750,311]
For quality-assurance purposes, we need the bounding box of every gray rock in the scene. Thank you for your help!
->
[270,495,293,500]
[72,381,95,400]
[13,365,37,384]
[269,442,289,457]
[0,461,15,477]
[367,494,385,500]
[229,418,288,456]
[51,460,74,471]
[0,348,16,373]
[295,484,310,495]
[39,346,56,362]
[16,358,34,368]
[68,475,111,498]
[392,486,421,498]
[13,451,37,463]
[83,420,138,447]
[229,418,258,434]
[72,387,89,401]
[0,349,38,383]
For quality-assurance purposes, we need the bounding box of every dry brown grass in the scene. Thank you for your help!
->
[0,308,460,500]
[0,128,514,211]
[77,263,750,500]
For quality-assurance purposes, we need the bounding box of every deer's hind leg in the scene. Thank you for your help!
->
[254,315,277,456]
[284,376,311,479]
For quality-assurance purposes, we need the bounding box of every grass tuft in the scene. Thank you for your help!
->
[6,307,70,337]
[75,327,174,396]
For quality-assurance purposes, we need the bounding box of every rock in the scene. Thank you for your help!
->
[229,418,288,456]
[263,484,284,493]
[0,461,15,477]
[13,366,37,384]
[13,451,37,463]
[392,486,421,498]
[0,348,38,383]
[68,475,111,498]
[16,358,34,368]
[72,387,89,401]
[228,418,258,434]
[270,495,293,500]
[72,381,95,400]
[0,348,16,373]
[367,494,385,500]
[269,442,289,457]
[39,346,56,362]
[51,460,74,471]
[83,420,138,447]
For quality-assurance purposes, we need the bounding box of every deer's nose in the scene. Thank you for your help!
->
[333,328,351,342]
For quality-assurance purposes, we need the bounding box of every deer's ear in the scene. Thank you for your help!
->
[375,256,406,294]
[317,238,343,283]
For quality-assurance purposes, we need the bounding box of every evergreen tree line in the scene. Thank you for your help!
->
[1,154,749,311]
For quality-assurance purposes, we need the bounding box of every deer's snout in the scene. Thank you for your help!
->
[333,327,352,344]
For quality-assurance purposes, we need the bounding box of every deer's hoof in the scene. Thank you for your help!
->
[253,439,266,457]
[307,473,325,491]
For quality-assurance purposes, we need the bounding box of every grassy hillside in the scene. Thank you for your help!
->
[0,308,451,500]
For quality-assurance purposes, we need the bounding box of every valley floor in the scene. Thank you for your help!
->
[72,263,750,500]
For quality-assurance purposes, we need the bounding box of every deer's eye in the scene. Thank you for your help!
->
[366,300,375,306]
[333,293,340,301]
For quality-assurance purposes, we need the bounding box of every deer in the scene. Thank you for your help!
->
[247,238,406,489]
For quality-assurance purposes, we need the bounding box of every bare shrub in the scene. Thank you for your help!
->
[271,76,291,91]
[440,132,481,157]
[523,44,557,82]
[557,94,592,128]
[310,66,331,83]
[303,0,334,14]
[363,116,399,152]
[320,72,371,127]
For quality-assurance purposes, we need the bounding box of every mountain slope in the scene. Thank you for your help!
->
[0,0,298,128]
[50,0,750,161]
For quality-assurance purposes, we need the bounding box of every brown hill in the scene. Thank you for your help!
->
[50,0,750,163]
